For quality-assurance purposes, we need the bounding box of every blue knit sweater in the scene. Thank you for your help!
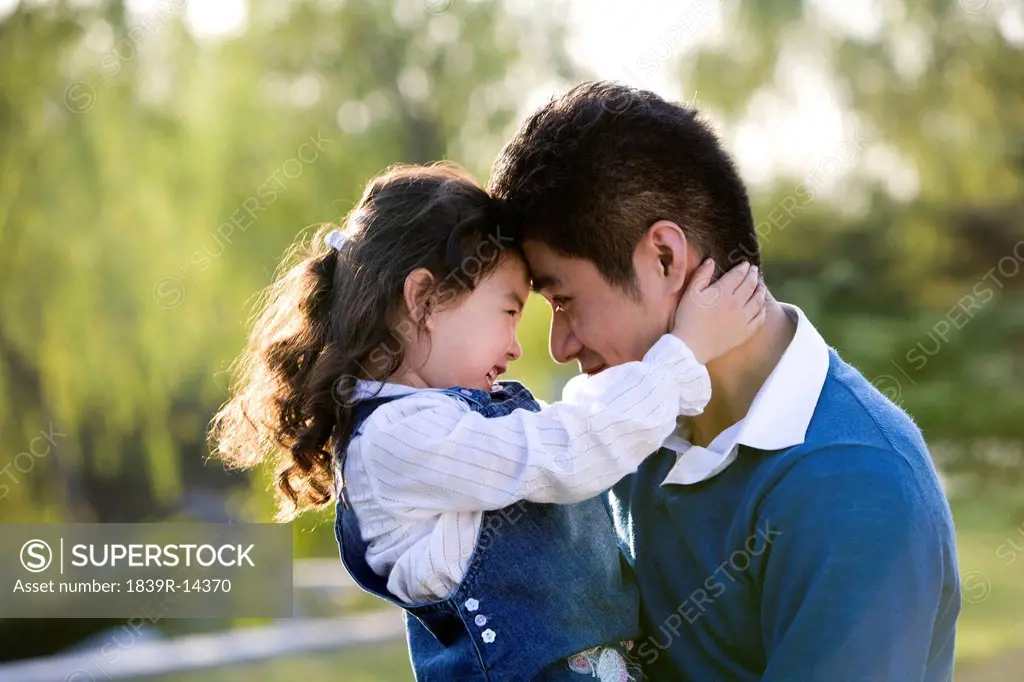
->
[610,348,960,681]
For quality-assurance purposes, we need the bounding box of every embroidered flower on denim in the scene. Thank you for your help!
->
[464,598,479,612]
[568,651,594,674]
[567,645,634,681]
[595,648,630,681]
[481,629,496,644]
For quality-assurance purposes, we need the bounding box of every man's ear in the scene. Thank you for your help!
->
[403,268,435,324]
[645,220,700,294]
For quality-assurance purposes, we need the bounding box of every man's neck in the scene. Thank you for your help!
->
[688,297,796,448]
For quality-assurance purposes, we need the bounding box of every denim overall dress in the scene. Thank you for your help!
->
[334,381,643,681]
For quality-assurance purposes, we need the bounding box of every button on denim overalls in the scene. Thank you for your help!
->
[334,381,641,681]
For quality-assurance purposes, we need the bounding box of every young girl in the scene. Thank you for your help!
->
[211,162,765,681]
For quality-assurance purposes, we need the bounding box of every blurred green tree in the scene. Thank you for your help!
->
[0,0,573,526]
[0,0,574,660]
[682,0,1024,482]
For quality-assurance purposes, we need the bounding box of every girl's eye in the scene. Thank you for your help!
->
[506,310,518,317]
[552,296,570,312]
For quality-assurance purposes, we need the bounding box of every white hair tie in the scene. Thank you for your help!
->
[324,229,348,251]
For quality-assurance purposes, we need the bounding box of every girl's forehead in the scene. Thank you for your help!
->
[500,253,531,287]
[474,255,528,298]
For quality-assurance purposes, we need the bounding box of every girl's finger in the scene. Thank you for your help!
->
[744,282,767,315]
[688,258,716,291]
[748,302,768,329]
[734,263,759,297]
[717,261,751,293]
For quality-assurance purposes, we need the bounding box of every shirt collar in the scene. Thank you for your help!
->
[352,380,426,402]
[661,303,831,486]
[732,303,831,451]
[351,380,514,403]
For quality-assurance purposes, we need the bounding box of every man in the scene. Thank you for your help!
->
[489,81,960,681]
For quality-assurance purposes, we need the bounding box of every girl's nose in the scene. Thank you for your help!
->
[508,334,523,361]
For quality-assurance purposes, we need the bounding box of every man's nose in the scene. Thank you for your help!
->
[549,314,583,364]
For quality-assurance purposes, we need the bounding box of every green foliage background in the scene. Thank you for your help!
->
[0,0,1021,669]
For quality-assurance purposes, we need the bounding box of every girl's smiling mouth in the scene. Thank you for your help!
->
[486,365,507,386]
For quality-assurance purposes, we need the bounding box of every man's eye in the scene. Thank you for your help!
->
[506,310,518,317]
[552,296,570,312]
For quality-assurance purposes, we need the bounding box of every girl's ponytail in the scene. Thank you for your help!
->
[209,234,345,520]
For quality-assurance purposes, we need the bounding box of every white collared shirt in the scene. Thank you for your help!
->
[340,334,712,603]
[660,303,831,486]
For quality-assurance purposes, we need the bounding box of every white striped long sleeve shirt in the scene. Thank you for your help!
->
[339,333,711,604]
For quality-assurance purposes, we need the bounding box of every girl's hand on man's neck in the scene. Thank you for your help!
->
[688,297,795,448]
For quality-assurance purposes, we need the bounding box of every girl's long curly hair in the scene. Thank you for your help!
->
[209,162,518,521]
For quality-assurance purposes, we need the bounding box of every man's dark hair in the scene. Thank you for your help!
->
[489,81,759,292]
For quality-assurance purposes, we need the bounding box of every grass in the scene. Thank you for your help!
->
[947,487,1024,663]
[143,487,1024,682]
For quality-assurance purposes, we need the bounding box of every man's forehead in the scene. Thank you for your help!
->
[522,241,567,291]
[521,240,606,293]
[530,272,561,293]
